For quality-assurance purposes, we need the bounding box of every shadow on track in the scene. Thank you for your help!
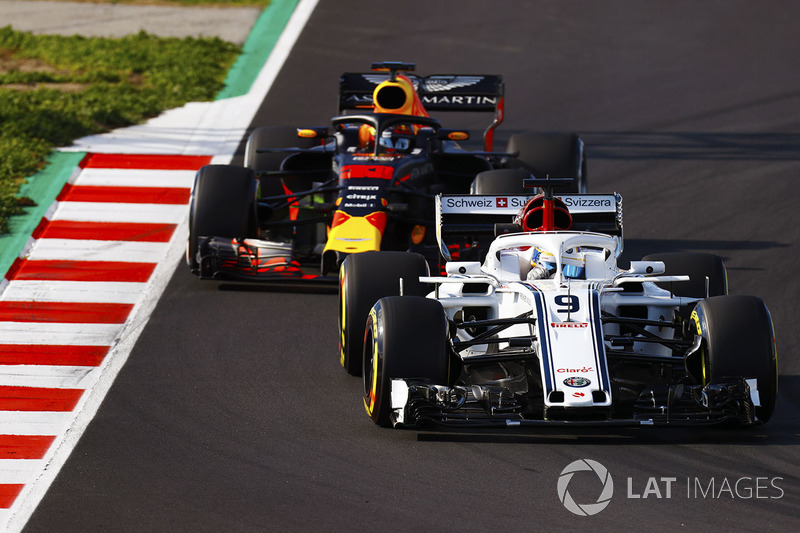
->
[584,131,800,161]
[619,239,790,268]
[217,281,339,295]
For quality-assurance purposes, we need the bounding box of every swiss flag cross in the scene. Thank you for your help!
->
[496,197,508,208]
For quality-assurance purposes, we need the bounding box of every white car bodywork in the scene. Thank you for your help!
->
[390,193,713,425]
[411,230,694,415]
[360,192,772,428]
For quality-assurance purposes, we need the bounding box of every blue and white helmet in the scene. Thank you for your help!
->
[561,247,586,279]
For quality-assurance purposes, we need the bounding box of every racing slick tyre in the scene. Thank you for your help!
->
[642,252,728,298]
[187,165,257,272]
[690,295,778,423]
[244,126,318,172]
[363,296,450,427]
[244,126,319,197]
[470,168,530,194]
[339,252,430,377]
[505,132,587,193]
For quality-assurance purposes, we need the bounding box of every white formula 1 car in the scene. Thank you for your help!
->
[338,178,777,428]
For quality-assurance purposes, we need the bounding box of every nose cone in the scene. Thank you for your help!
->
[323,211,386,254]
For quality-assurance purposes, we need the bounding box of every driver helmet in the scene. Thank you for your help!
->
[378,128,412,152]
[561,247,586,279]
[527,247,586,280]
[528,247,557,279]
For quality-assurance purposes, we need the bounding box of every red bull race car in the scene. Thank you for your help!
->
[186,62,587,281]
[338,178,778,428]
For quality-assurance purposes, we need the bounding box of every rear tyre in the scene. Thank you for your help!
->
[244,126,318,197]
[245,126,318,171]
[642,252,727,297]
[470,168,530,194]
[339,252,429,376]
[690,295,778,423]
[187,165,257,271]
[363,296,450,427]
[506,132,587,193]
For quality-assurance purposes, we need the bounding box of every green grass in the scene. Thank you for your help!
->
[0,26,243,232]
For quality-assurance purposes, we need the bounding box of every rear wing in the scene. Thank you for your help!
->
[339,71,504,150]
[435,193,623,261]
[339,73,504,112]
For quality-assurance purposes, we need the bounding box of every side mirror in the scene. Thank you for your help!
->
[437,129,470,141]
[297,127,330,139]
[627,261,665,276]
[445,262,482,275]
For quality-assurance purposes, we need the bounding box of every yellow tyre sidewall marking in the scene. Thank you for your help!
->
[339,264,347,367]
[690,309,707,385]
[363,307,380,417]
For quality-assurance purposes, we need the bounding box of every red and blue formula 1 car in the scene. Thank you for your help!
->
[186,61,587,282]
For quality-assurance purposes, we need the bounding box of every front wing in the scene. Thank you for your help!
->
[194,236,336,283]
[389,377,760,428]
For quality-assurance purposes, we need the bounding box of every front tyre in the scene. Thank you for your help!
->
[187,165,257,272]
[363,296,450,427]
[690,295,778,423]
[339,252,429,376]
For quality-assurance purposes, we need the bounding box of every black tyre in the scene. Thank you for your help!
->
[187,165,257,271]
[642,252,728,297]
[339,252,429,376]
[470,168,530,194]
[690,295,778,423]
[506,132,587,193]
[244,126,318,197]
[363,296,450,427]
[244,126,318,171]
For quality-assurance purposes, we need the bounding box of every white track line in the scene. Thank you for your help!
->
[1,280,148,304]
[73,168,197,188]
[26,239,168,263]
[0,322,123,346]
[0,461,47,484]
[0,412,73,436]
[51,202,188,224]
[0,365,98,389]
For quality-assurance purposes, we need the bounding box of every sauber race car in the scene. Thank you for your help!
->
[186,61,587,281]
[339,178,777,428]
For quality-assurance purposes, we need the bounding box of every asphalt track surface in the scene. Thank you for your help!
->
[25,1,800,530]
